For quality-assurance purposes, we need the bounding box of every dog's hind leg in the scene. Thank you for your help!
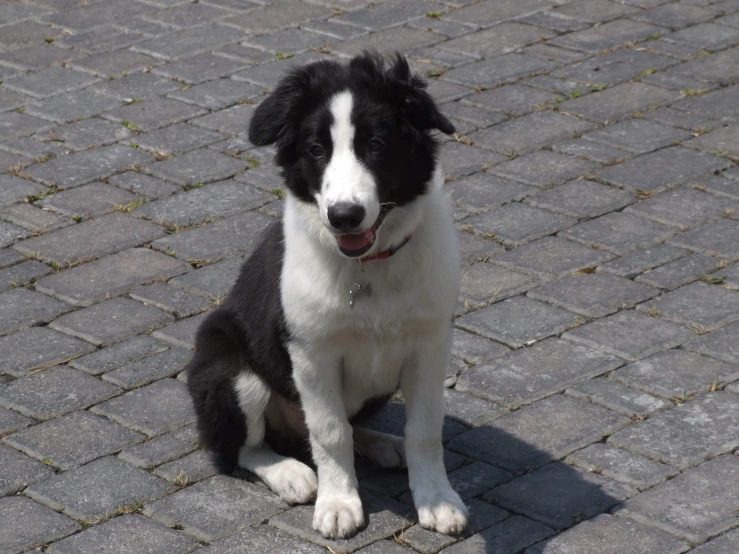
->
[235,373,318,505]
[188,312,316,505]
[353,426,406,469]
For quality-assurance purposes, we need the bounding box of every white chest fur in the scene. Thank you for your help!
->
[281,178,460,417]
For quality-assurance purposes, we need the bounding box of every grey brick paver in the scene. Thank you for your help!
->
[119,424,199,469]
[448,173,534,212]
[559,212,676,255]
[154,449,220,484]
[598,147,730,193]
[524,514,689,554]
[0,176,47,207]
[0,444,54,496]
[528,273,658,318]
[582,119,690,154]
[0,406,33,436]
[554,49,675,88]
[22,144,154,189]
[608,392,739,469]
[129,284,211,318]
[469,110,592,155]
[46,514,198,554]
[668,219,739,260]
[634,252,723,290]
[25,89,122,125]
[457,296,582,348]
[50,297,174,346]
[558,82,678,124]
[689,529,739,554]
[103,97,206,133]
[565,444,678,491]
[133,123,225,156]
[150,210,274,262]
[526,180,635,220]
[457,338,622,408]
[493,236,615,278]
[102,347,191,389]
[463,203,576,247]
[441,515,554,554]
[486,462,635,530]
[638,281,739,330]
[4,67,97,99]
[615,454,739,544]
[0,327,95,378]
[625,188,737,230]
[0,221,29,249]
[145,474,286,543]
[0,496,80,554]
[0,205,68,235]
[448,395,628,474]
[70,335,169,376]
[197,523,326,554]
[0,365,120,420]
[565,378,670,417]
[489,150,599,189]
[270,491,412,554]
[1,2,738,553]
[37,182,137,219]
[36,248,190,306]
[0,288,71,336]
[672,83,739,121]
[135,180,271,226]
[26,456,174,521]
[91,378,195,437]
[153,54,246,86]
[108,172,182,199]
[563,310,695,361]
[147,149,246,186]
[610,349,739,399]
[552,138,632,164]
[3,410,144,470]
[460,263,539,308]
[152,312,208,350]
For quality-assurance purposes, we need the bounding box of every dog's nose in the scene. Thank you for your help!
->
[327,202,365,232]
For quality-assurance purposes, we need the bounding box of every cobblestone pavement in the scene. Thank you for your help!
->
[1,0,739,552]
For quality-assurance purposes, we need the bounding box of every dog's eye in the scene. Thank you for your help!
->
[309,145,324,158]
[368,138,384,153]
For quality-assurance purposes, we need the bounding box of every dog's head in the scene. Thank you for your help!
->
[249,51,454,258]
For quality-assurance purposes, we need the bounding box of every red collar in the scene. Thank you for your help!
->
[359,234,412,262]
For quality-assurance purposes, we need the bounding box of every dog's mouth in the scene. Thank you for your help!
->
[335,209,388,258]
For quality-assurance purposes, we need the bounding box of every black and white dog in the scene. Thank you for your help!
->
[187,51,467,539]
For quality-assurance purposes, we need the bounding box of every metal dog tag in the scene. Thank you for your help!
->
[349,269,372,309]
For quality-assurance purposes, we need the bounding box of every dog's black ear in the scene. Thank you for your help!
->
[248,70,307,146]
[388,53,456,135]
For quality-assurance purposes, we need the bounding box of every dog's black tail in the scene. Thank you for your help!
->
[187,309,247,466]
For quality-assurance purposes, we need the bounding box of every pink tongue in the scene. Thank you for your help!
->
[337,230,374,251]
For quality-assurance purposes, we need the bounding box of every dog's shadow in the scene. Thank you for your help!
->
[355,401,622,553]
[224,399,621,553]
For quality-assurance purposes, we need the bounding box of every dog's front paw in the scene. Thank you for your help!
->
[416,486,468,535]
[313,491,365,539]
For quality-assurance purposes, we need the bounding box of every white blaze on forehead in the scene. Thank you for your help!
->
[321,90,380,228]
[329,90,355,158]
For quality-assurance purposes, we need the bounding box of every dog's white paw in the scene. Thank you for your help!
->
[313,491,365,539]
[415,486,468,535]
[268,459,318,505]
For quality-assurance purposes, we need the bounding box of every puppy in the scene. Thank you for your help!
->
[187,51,467,539]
